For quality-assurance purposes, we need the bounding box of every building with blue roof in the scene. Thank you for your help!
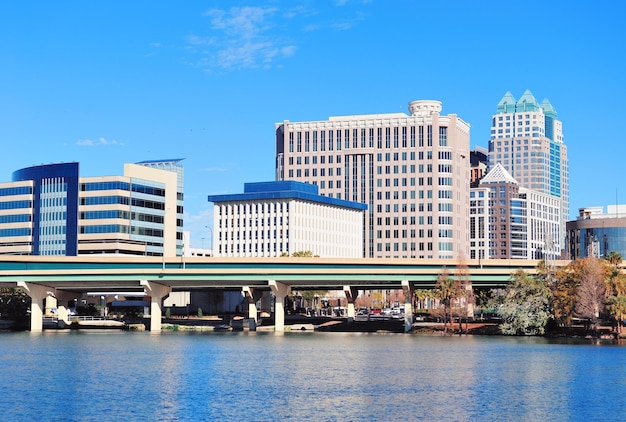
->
[208,181,366,258]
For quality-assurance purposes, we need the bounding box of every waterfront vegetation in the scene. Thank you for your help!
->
[423,253,626,338]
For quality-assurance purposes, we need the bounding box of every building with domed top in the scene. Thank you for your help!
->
[275,100,470,259]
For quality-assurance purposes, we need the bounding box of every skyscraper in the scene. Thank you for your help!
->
[487,90,569,250]
[276,100,470,259]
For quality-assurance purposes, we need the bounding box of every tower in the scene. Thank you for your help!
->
[487,90,568,252]
[276,100,470,259]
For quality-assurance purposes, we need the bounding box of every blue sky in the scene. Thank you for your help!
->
[1,1,625,248]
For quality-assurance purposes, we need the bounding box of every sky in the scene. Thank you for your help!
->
[1,1,625,249]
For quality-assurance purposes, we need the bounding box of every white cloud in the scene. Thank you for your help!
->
[76,137,124,147]
[186,3,369,71]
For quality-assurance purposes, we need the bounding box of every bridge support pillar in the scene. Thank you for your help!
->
[465,281,475,319]
[269,280,290,332]
[343,286,358,321]
[140,280,171,332]
[17,282,50,333]
[242,286,264,322]
[402,280,413,333]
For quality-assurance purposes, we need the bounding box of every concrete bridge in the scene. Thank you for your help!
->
[0,256,559,333]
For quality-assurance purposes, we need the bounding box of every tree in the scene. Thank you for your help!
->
[604,251,626,334]
[552,263,579,326]
[0,288,30,320]
[413,289,435,313]
[496,269,551,335]
[575,257,606,331]
[455,257,474,333]
[435,267,462,334]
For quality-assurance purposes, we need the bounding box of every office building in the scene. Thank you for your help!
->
[470,163,562,260]
[566,205,626,260]
[208,181,366,258]
[487,90,569,248]
[275,100,470,259]
[0,160,183,256]
[470,147,488,188]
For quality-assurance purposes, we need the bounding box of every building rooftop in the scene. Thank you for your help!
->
[208,181,368,211]
[480,163,518,185]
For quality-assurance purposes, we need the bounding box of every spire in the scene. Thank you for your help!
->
[541,98,557,119]
[497,91,517,113]
[516,89,539,112]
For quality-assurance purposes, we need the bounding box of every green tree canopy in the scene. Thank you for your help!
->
[496,269,551,335]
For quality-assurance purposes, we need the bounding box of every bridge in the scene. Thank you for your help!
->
[0,256,560,333]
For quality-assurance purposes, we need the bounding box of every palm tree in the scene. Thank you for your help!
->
[436,268,458,334]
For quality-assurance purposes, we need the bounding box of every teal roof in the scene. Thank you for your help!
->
[496,91,517,113]
[541,98,557,118]
[516,89,539,112]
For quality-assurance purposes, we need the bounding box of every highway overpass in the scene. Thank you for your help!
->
[0,256,561,332]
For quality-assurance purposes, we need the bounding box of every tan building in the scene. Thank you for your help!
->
[276,100,470,259]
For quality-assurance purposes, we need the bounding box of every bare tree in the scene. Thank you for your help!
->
[455,253,475,334]
[575,257,606,331]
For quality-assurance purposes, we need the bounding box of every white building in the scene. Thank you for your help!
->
[275,100,471,259]
[208,181,366,258]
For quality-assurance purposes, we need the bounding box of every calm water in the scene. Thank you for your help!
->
[1,331,625,421]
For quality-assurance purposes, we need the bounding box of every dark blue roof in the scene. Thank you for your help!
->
[208,181,367,211]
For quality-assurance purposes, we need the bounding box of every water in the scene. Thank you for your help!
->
[1,331,626,421]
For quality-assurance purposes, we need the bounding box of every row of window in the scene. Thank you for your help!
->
[79,225,164,237]
[80,210,164,224]
[218,203,290,216]
[374,228,453,239]
[81,182,165,197]
[80,196,166,210]
[0,214,31,224]
[0,187,32,197]
[376,242,434,252]
[0,228,31,237]
[288,126,448,153]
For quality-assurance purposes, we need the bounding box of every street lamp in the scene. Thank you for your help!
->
[205,226,213,254]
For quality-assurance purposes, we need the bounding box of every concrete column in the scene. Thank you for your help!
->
[465,281,475,319]
[242,286,264,322]
[401,280,414,333]
[268,280,290,332]
[140,280,171,332]
[17,282,49,333]
[343,286,359,321]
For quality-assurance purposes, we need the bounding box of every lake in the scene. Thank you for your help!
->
[1,331,625,421]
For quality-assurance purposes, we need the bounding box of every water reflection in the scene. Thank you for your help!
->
[1,332,626,420]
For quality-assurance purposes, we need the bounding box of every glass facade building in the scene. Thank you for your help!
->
[0,160,183,256]
[566,205,626,259]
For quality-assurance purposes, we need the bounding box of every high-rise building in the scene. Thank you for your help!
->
[0,160,183,256]
[470,163,561,261]
[208,181,366,258]
[276,100,470,259]
[487,90,569,249]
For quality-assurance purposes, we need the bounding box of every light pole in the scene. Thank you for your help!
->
[205,226,213,255]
